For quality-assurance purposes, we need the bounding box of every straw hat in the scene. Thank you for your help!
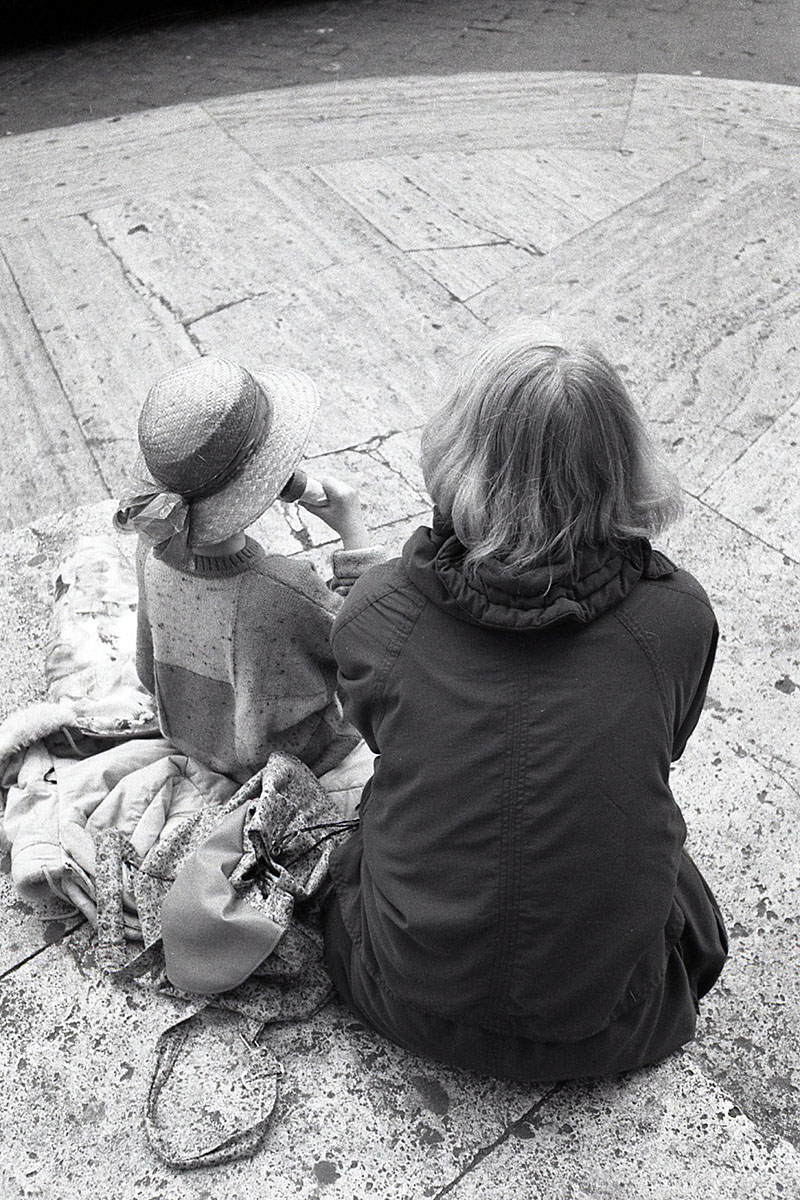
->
[131,356,318,546]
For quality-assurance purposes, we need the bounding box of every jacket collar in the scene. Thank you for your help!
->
[402,515,676,631]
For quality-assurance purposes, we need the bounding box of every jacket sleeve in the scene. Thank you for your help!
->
[331,568,414,754]
[134,538,155,695]
[672,617,718,761]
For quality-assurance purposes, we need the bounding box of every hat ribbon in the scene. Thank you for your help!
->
[114,378,271,568]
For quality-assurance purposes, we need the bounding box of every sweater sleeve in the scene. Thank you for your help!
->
[134,538,155,695]
[328,545,388,598]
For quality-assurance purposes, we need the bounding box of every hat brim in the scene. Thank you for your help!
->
[191,366,318,545]
[132,365,319,548]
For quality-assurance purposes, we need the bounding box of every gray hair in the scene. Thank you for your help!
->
[421,326,682,571]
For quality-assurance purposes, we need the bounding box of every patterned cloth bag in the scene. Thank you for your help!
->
[94,751,356,1168]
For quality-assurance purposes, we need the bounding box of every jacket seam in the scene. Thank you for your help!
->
[332,577,408,638]
[484,670,527,1034]
[612,608,671,726]
[373,592,429,736]
[640,579,715,615]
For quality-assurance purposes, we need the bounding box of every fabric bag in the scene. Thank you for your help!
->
[94,751,356,1168]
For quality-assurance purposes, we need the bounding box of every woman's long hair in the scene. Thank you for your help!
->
[421,327,682,572]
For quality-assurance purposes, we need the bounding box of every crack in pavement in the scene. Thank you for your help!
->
[432,1084,564,1198]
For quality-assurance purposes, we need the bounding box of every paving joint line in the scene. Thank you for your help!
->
[696,405,796,497]
[618,70,641,152]
[306,166,499,321]
[685,491,799,566]
[81,211,204,354]
[0,918,86,983]
[184,255,369,327]
[0,242,114,500]
[431,1083,564,1198]
[460,152,707,313]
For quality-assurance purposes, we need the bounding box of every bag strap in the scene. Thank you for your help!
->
[144,1010,283,1169]
[94,829,141,970]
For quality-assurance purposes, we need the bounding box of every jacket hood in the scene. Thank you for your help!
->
[402,515,676,631]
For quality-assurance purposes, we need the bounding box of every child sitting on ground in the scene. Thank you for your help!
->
[115,355,381,786]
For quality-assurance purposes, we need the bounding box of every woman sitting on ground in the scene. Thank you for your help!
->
[323,326,728,1082]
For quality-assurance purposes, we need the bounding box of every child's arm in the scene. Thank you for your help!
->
[298,474,370,550]
[298,473,386,597]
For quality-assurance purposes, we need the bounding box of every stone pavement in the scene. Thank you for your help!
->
[0,69,798,1198]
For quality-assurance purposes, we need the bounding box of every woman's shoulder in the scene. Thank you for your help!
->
[631,550,717,640]
[341,554,407,603]
[644,549,715,614]
[333,555,417,631]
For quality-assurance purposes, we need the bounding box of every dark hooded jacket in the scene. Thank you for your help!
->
[326,519,727,1081]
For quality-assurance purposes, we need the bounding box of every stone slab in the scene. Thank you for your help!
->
[316,145,699,254]
[623,74,800,165]
[442,1056,800,1200]
[189,243,483,455]
[86,166,387,327]
[0,104,256,229]
[469,159,800,501]
[255,431,429,553]
[205,71,635,165]
[702,400,800,564]
[0,948,541,1200]
[1,217,198,505]
[661,497,799,783]
[660,500,799,1141]
[0,252,111,530]
[407,242,535,304]
[673,734,800,1147]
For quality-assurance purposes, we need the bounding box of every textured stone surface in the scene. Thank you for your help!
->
[316,146,698,255]
[623,74,800,164]
[0,105,251,228]
[0,951,538,1200]
[663,499,799,783]
[443,1057,800,1200]
[702,400,800,563]
[675,735,800,1146]
[658,500,799,1142]
[1,67,798,1196]
[0,253,110,529]
[86,167,387,326]
[206,72,635,165]
[469,159,800,501]
[1,218,196,519]
[188,244,482,455]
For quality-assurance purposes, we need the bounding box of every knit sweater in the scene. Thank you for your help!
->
[135,537,381,782]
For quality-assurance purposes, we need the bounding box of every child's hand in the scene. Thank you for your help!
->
[298,473,370,550]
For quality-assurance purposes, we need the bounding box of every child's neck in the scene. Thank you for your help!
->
[193,531,247,558]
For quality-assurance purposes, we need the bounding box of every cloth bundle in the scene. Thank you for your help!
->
[95,749,353,998]
[0,535,157,769]
[95,750,354,1168]
[0,533,366,1168]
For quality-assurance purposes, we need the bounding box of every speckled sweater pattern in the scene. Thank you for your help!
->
[136,537,377,782]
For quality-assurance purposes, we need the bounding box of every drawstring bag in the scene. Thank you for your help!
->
[94,751,356,1168]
